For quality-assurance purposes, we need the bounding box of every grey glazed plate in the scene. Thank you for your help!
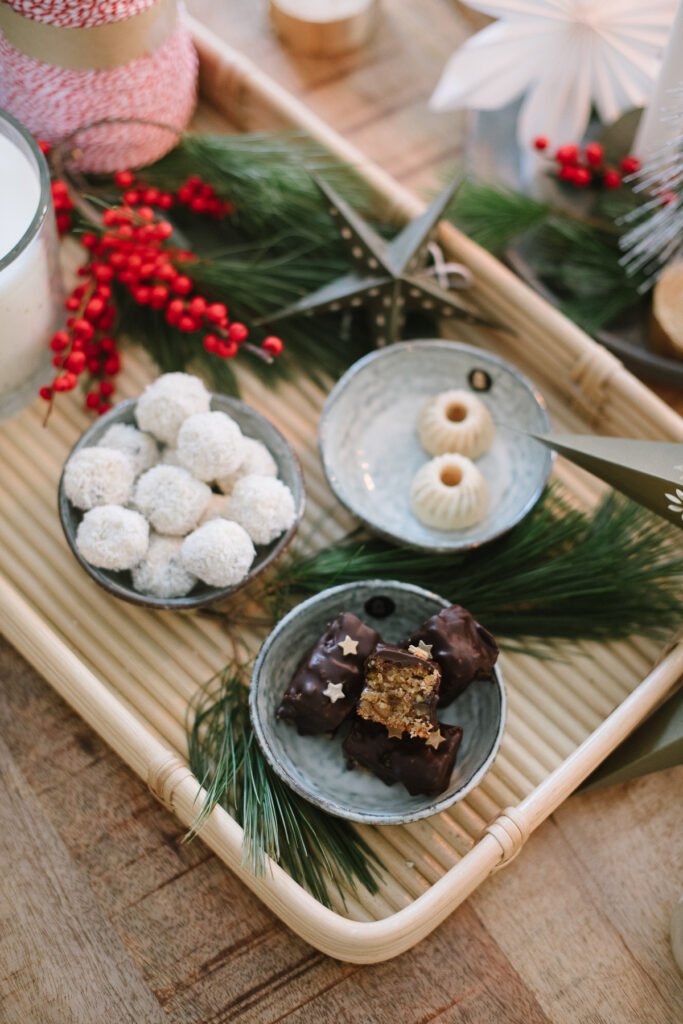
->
[250,580,506,825]
[58,394,305,610]
[319,340,552,553]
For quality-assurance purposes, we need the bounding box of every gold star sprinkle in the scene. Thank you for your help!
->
[386,727,404,739]
[338,635,359,657]
[408,643,429,660]
[416,640,433,656]
[426,729,445,750]
[323,682,345,704]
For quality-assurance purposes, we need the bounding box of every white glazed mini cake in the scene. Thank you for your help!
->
[417,389,494,459]
[410,454,488,530]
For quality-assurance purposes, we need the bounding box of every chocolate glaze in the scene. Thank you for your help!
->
[366,642,439,671]
[277,612,382,735]
[343,718,463,797]
[408,605,498,706]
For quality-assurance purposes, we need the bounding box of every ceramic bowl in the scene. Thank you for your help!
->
[59,394,305,610]
[250,580,506,825]
[319,340,552,552]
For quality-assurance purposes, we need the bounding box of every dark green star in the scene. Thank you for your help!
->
[259,176,486,344]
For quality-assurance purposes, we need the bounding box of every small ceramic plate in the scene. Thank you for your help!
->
[59,394,305,610]
[319,340,552,552]
[250,580,506,825]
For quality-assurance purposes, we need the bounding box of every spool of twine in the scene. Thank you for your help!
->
[0,0,197,171]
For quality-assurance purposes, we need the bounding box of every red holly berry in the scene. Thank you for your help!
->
[172,275,193,296]
[533,136,549,151]
[49,330,70,352]
[114,170,135,188]
[178,315,199,332]
[99,380,115,397]
[52,372,78,392]
[228,322,248,344]
[555,144,580,166]
[64,350,87,373]
[103,355,121,375]
[205,302,227,324]
[573,167,592,188]
[620,155,641,175]
[217,341,239,359]
[603,169,621,189]
[188,296,207,319]
[84,297,105,321]
[584,142,603,167]
[124,190,140,206]
[203,333,219,353]
[39,386,52,401]
[38,140,51,156]
[262,335,284,356]
[85,391,100,410]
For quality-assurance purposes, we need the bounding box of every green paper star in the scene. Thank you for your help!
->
[259,176,486,344]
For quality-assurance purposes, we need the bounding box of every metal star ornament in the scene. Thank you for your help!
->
[259,175,484,345]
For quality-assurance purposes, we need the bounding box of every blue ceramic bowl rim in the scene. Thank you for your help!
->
[249,579,508,825]
[58,394,305,611]
[318,339,553,553]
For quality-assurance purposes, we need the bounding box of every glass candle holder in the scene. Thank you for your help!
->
[0,108,62,421]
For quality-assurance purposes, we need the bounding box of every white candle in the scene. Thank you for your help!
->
[634,0,683,158]
[0,113,61,418]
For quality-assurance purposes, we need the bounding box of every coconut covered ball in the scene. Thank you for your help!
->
[131,533,198,599]
[159,446,182,467]
[176,410,245,482]
[135,372,211,445]
[133,465,211,535]
[76,505,149,571]
[216,437,278,495]
[63,447,135,511]
[181,519,255,588]
[97,423,159,477]
[228,475,296,546]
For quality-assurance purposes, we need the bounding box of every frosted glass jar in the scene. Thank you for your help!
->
[0,109,62,420]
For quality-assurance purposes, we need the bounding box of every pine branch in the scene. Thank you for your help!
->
[447,180,550,252]
[186,665,384,907]
[271,488,683,644]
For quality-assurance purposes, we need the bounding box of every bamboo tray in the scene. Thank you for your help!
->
[1,20,683,964]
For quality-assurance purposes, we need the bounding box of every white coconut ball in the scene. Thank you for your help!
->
[133,465,211,535]
[135,372,211,445]
[216,437,278,495]
[228,475,296,546]
[76,505,149,571]
[181,520,255,588]
[97,423,159,476]
[198,493,232,526]
[63,447,135,510]
[131,533,198,599]
[176,411,245,482]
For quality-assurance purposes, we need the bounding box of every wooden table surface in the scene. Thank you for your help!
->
[1,2,682,1022]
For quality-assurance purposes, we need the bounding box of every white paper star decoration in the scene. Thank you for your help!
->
[430,0,678,146]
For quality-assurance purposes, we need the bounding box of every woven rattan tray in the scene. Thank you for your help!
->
[1,21,682,964]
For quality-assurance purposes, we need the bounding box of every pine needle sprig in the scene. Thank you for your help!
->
[273,488,683,644]
[186,664,384,907]
[447,180,551,252]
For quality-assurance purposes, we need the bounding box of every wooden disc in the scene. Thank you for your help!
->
[650,261,683,361]
[269,0,379,56]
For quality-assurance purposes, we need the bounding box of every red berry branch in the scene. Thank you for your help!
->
[532,136,640,190]
[40,154,284,417]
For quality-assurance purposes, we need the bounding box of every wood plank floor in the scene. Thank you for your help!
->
[1,1,682,1020]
